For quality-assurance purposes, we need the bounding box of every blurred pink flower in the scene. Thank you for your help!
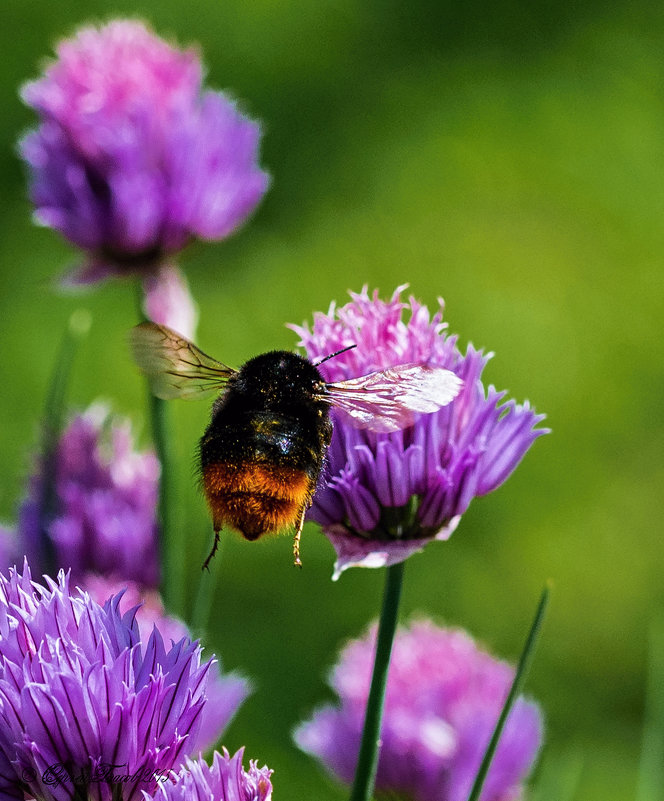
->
[19,20,269,283]
[8,403,161,587]
[295,620,543,801]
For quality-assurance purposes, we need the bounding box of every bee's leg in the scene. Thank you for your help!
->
[202,528,221,572]
[293,506,306,568]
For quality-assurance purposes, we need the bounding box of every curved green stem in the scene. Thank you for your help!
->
[350,560,405,801]
[466,583,550,801]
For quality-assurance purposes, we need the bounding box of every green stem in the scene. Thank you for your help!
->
[636,613,664,801]
[350,560,405,801]
[466,583,551,801]
[38,310,91,575]
[150,391,178,609]
[190,529,224,637]
[135,283,179,612]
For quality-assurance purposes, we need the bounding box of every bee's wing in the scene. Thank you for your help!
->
[324,364,462,433]
[131,322,236,400]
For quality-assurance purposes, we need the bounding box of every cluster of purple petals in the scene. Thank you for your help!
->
[15,404,160,588]
[19,20,269,281]
[145,748,272,801]
[84,575,250,755]
[290,286,548,576]
[1,403,250,757]
[295,620,543,801]
[0,563,212,801]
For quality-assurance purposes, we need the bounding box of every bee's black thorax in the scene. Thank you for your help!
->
[200,351,332,480]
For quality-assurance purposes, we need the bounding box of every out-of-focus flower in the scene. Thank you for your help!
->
[290,286,548,577]
[0,563,212,801]
[11,403,160,587]
[19,19,269,284]
[85,575,250,754]
[83,575,187,643]
[2,404,249,755]
[146,749,273,801]
[295,620,543,801]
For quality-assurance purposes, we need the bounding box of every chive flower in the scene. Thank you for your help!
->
[295,620,543,801]
[11,403,161,587]
[0,563,213,801]
[290,286,548,577]
[145,749,273,801]
[19,19,269,285]
[84,576,250,755]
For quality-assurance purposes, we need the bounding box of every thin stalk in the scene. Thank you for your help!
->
[466,583,551,801]
[135,283,179,612]
[37,310,91,574]
[349,560,405,801]
[635,613,664,801]
[191,532,224,637]
[150,391,177,608]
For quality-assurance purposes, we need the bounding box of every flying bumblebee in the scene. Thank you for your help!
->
[131,322,462,569]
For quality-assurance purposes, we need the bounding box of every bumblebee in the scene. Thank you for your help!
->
[131,322,462,568]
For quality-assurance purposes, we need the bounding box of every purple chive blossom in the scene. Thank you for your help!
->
[295,620,543,801]
[84,576,250,754]
[290,286,549,577]
[19,19,269,283]
[11,403,160,588]
[3,405,249,754]
[145,749,273,801]
[0,562,213,801]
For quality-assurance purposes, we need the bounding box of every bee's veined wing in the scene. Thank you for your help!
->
[131,322,236,400]
[324,364,463,433]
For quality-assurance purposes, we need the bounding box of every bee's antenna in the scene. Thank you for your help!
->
[314,344,357,367]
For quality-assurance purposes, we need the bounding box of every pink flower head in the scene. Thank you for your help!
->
[19,20,269,283]
[295,620,543,801]
[290,286,548,577]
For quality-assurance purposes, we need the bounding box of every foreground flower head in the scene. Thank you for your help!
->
[19,19,269,283]
[12,403,160,587]
[146,749,273,801]
[295,620,543,801]
[290,286,548,576]
[85,575,250,754]
[0,563,212,801]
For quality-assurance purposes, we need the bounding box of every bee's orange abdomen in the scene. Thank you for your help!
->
[202,461,314,540]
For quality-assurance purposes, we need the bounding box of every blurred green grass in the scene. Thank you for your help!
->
[1,1,663,799]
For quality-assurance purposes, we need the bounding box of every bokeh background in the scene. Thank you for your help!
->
[1,1,663,799]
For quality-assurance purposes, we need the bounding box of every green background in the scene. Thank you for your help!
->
[1,1,663,799]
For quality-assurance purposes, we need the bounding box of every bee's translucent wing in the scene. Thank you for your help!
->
[324,364,462,433]
[131,322,236,400]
